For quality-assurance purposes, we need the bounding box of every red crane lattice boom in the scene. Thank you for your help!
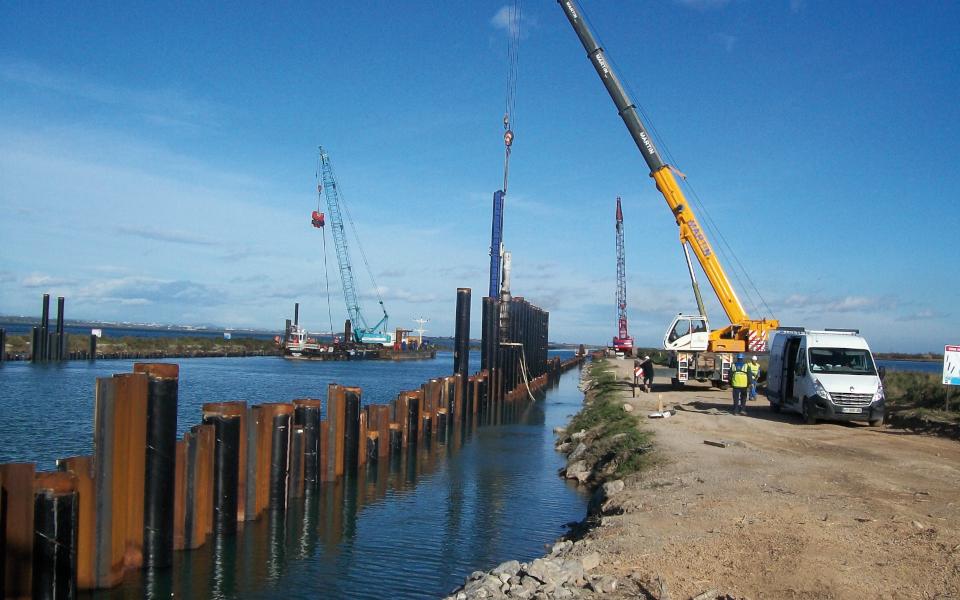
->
[613,197,634,352]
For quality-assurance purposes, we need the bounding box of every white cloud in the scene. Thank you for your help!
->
[711,33,738,52]
[779,293,894,314]
[115,224,220,247]
[20,273,74,288]
[492,6,521,37]
[0,59,226,129]
[895,309,947,322]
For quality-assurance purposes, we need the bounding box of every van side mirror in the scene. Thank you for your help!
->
[878,366,886,381]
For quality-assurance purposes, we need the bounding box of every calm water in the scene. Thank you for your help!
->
[0,351,587,598]
[876,359,942,374]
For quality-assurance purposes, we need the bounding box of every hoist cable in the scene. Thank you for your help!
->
[321,226,334,335]
[501,0,522,197]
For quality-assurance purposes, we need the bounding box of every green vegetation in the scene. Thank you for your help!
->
[884,371,958,425]
[568,359,652,479]
[3,333,278,356]
[632,348,670,365]
[875,352,943,362]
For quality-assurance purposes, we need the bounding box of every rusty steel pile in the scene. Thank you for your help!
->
[0,288,584,598]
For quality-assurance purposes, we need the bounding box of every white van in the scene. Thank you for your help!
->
[766,328,885,426]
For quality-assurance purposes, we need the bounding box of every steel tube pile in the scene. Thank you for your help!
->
[0,288,588,597]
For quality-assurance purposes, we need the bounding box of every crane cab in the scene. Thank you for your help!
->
[663,314,709,352]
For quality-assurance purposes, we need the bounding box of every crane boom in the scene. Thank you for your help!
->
[613,197,633,351]
[557,0,777,352]
[317,146,389,343]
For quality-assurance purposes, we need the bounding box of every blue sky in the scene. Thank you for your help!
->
[1,1,956,352]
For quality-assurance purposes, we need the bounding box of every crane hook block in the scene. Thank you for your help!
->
[504,129,514,147]
[311,211,325,228]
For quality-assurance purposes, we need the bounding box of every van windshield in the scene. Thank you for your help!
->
[808,347,876,375]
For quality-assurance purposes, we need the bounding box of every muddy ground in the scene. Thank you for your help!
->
[571,357,960,599]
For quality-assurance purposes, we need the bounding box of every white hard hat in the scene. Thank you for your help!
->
[751,355,758,360]
[644,355,650,360]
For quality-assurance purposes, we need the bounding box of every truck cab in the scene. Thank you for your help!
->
[766,329,885,426]
[663,314,709,352]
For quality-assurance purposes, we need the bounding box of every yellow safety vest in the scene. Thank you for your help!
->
[746,362,760,378]
[731,365,749,388]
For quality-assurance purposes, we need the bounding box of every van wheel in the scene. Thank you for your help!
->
[770,401,781,414]
[869,415,884,427]
[802,400,817,425]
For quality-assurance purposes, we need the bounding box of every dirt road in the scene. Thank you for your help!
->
[582,358,960,599]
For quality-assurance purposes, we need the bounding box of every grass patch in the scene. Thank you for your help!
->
[884,372,954,410]
[883,371,960,426]
[567,359,652,480]
[3,333,277,355]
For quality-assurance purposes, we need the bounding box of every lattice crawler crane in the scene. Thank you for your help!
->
[612,197,634,353]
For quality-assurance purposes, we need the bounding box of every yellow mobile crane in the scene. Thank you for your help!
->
[558,0,779,387]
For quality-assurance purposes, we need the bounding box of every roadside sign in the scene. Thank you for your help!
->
[944,345,960,385]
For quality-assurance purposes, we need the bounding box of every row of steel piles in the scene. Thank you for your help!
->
[0,363,178,598]
[479,295,551,416]
[29,294,68,363]
[0,288,581,598]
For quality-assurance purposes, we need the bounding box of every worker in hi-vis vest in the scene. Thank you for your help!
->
[730,354,754,415]
[746,355,761,401]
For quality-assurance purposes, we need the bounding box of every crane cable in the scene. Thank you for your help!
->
[582,6,776,320]
[321,227,334,335]
[501,0,522,196]
[316,168,335,336]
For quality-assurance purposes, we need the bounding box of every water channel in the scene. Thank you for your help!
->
[0,352,589,598]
